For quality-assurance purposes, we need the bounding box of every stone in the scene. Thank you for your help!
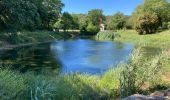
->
[122,89,170,100]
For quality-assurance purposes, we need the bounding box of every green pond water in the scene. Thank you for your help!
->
[0,39,134,75]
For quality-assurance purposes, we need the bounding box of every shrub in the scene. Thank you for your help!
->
[87,23,99,33]
[119,48,169,97]
[96,31,115,40]
[162,22,168,29]
[0,68,26,99]
[135,13,159,35]
[168,22,170,29]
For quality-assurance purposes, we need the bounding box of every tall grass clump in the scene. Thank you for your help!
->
[23,73,108,100]
[0,47,169,99]
[119,48,170,97]
[96,31,115,40]
[0,68,26,100]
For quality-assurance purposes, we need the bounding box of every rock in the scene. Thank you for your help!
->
[122,94,168,100]
[150,91,165,97]
[123,89,170,100]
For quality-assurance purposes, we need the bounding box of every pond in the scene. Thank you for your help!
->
[0,39,134,75]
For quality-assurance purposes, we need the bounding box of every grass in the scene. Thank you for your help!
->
[115,30,170,49]
[0,31,71,47]
[0,29,170,99]
[0,46,169,99]
[96,31,115,40]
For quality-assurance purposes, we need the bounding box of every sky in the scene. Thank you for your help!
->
[62,0,144,15]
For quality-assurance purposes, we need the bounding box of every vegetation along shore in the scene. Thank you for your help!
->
[0,0,170,99]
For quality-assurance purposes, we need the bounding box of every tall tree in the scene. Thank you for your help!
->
[142,0,170,26]
[131,0,170,33]
[87,9,105,26]
[71,14,79,30]
[87,9,105,33]
[135,12,159,34]
[40,0,64,29]
[78,14,88,32]
[107,12,126,30]
[0,0,64,31]
[60,12,74,31]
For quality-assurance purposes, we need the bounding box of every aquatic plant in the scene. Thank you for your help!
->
[95,31,115,40]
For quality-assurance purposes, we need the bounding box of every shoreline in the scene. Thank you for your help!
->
[0,40,56,51]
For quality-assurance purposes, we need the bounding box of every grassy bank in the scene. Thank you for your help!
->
[0,31,71,48]
[115,30,170,49]
[0,47,169,99]
[0,30,170,99]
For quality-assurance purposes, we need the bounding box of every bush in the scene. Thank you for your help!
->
[119,48,169,97]
[0,68,26,99]
[87,23,99,33]
[96,31,115,40]
[168,22,170,29]
[162,22,168,29]
[135,13,159,35]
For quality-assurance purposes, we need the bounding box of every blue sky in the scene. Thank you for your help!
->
[62,0,144,15]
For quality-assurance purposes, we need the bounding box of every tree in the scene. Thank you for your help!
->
[86,23,99,33]
[79,15,88,32]
[0,0,64,31]
[105,16,112,30]
[107,12,126,30]
[168,22,170,29]
[131,0,170,33]
[39,0,64,29]
[135,12,159,34]
[87,9,105,33]
[0,0,39,30]
[60,12,74,31]
[71,14,79,30]
[142,0,170,27]
[87,9,105,26]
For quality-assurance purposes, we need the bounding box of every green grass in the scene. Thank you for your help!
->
[0,31,71,47]
[96,31,115,40]
[0,47,169,99]
[115,30,170,49]
[0,30,170,99]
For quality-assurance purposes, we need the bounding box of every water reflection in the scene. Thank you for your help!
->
[51,39,133,74]
[0,39,134,75]
[0,43,61,76]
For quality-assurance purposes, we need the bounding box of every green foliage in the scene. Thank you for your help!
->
[79,16,88,32]
[135,12,159,34]
[168,22,170,29]
[107,12,127,30]
[86,9,105,33]
[60,12,74,31]
[131,0,170,34]
[53,19,62,30]
[96,31,115,40]
[87,9,105,26]
[0,46,169,99]
[0,31,70,45]
[87,23,99,33]
[0,68,26,100]
[55,12,80,31]
[0,0,64,31]
[142,0,170,25]
[120,48,169,97]
[71,14,80,30]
